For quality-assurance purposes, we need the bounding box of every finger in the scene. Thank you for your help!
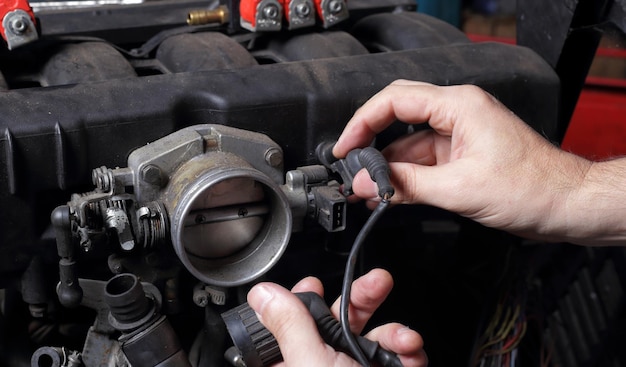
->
[333,81,444,158]
[365,323,428,367]
[382,129,452,166]
[291,276,324,296]
[333,83,498,159]
[247,283,331,366]
[352,161,479,211]
[330,268,394,333]
[389,79,434,87]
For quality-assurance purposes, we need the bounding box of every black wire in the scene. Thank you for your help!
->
[340,199,391,367]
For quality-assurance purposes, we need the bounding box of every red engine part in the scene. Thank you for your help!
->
[240,0,285,32]
[0,0,37,49]
[240,0,348,31]
[239,0,259,28]
[314,0,348,28]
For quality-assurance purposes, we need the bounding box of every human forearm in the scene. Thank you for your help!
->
[556,156,626,246]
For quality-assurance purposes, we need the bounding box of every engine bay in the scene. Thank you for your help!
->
[0,0,625,366]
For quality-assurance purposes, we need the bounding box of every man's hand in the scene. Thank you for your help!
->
[332,80,626,246]
[247,268,427,366]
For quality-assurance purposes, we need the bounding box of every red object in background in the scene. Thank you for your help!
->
[467,33,626,161]
[561,46,626,161]
[239,0,261,28]
[561,83,626,161]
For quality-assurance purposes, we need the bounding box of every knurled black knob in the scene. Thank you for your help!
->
[221,302,282,367]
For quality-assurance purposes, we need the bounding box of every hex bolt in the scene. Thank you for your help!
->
[141,164,162,186]
[328,0,343,14]
[295,3,311,17]
[265,147,283,167]
[263,4,279,19]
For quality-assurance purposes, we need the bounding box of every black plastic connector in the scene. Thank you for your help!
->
[316,141,394,200]
[311,186,347,232]
[221,292,402,367]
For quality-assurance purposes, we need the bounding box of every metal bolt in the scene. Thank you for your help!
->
[263,4,279,19]
[92,166,111,191]
[9,16,28,34]
[295,3,311,17]
[141,164,162,186]
[225,347,247,367]
[265,147,283,167]
[328,0,343,14]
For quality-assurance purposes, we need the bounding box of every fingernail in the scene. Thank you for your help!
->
[332,138,344,157]
[248,284,275,324]
[250,284,274,312]
[397,325,413,335]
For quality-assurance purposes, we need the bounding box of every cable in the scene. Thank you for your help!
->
[339,198,391,367]
[316,142,395,366]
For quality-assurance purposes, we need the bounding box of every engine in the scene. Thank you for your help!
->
[2,0,623,366]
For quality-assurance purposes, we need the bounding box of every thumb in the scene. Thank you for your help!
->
[352,162,464,209]
[247,283,330,365]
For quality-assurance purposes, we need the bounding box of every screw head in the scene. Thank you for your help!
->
[328,0,344,14]
[9,16,28,34]
[264,147,283,167]
[263,4,279,19]
[141,164,162,186]
[295,3,311,17]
